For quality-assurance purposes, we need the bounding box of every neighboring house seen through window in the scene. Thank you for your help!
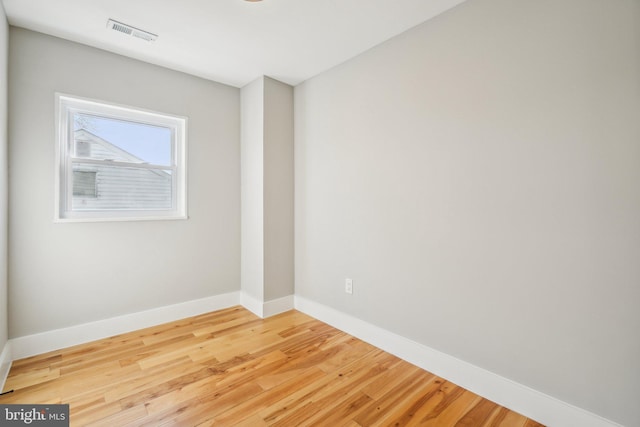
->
[56,94,187,221]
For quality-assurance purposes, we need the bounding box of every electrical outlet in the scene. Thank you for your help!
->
[345,278,353,295]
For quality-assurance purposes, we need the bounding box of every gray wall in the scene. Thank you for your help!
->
[0,5,8,351]
[294,0,640,425]
[263,77,294,302]
[8,28,240,338]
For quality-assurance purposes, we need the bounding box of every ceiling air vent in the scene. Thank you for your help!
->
[107,19,158,42]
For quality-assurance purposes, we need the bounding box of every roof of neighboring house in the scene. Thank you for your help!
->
[74,129,146,163]
[74,129,170,177]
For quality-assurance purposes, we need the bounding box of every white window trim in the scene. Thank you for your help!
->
[54,93,188,222]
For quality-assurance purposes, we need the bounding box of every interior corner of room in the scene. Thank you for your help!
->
[0,0,638,426]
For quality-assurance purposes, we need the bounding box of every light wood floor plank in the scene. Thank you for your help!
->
[0,306,544,426]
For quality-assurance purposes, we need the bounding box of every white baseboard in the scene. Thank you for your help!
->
[8,290,294,362]
[294,296,621,427]
[4,292,620,427]
[240,292,263,317]
[0,341,11,392]
[240,292,294,318]
[10,292,241,360]
[263,295,295,317]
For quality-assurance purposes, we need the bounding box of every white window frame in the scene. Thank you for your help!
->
[55,93,187,222]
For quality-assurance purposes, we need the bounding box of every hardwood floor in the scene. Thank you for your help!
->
[1,307,544,426]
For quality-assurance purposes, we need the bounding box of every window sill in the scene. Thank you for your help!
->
[54,214,189,223]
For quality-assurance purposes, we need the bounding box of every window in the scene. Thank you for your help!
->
[55,94,187,221]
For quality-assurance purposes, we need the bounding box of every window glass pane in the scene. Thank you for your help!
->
[72,170,97,198]
[76,140,91,158]
[73,113,172,166]
[71,163,172,211]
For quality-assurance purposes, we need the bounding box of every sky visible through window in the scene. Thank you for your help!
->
[74,113,172,166]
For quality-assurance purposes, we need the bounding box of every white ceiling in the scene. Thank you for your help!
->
[1,0,467,88]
